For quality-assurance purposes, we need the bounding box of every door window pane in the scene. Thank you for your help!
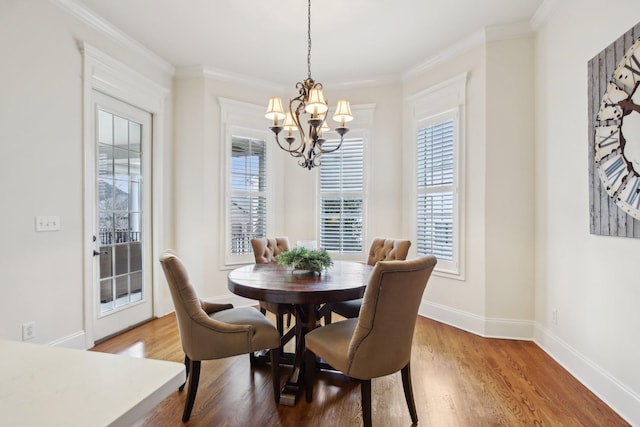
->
[97,108,146,314]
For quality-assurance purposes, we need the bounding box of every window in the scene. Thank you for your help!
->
[230,136,267,256]
[319,137,365,254]
[220,98,272,265]
[417,117,455,261]
[408,74,466,278]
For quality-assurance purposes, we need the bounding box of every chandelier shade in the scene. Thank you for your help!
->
[265,0,353,170]
[305,88,328,115]
[265,97,286,124]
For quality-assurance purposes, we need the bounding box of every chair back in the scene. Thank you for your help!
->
[346,255,437,379]
[367,238,411,266]
[251,237,290,264]
[159,251,225,357]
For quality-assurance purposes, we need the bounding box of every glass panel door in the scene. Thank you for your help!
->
[92,92,152,341]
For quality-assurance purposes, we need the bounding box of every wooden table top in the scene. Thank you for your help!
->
[228,260,373,305]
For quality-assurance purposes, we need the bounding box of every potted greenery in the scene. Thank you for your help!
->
[277,247,333,276]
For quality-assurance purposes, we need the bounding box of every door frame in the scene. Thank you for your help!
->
[82,43,170,348]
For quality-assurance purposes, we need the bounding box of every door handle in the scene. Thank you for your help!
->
[93,250,107,257]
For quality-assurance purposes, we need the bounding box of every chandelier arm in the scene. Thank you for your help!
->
[272,132,305,157]
[316,135,345,154]
[308,150,322,168]
[289,90,309,153]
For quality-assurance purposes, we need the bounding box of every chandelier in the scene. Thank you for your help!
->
[265,0,353,170]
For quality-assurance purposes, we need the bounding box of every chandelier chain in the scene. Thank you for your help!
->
[307,0,312,80]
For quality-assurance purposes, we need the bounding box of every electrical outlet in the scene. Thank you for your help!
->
[22,322,35,341]
[552,309,558,325]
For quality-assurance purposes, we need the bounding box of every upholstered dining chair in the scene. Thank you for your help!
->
[305,255,437,427]
[159,251,281,422]
[321,237,411,323]
[251,237,296,347]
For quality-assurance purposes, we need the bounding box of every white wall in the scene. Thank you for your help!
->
[0,1,82,345]
[485,36,536,331]
[534,0,640,423]
[403,46,490,330]
[0,0,173,347]
[400,35,536,339]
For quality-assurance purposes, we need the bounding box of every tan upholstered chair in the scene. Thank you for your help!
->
[322,238,411,323]
[305,255,437,427]
[160,251,281,422]
[251,237,295,347]
[251,237,290,264]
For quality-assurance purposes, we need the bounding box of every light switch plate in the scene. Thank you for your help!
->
[35,216,60,232]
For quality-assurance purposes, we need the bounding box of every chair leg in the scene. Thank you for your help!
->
[360,379,372,427]
[276,314,284,339]
[270,347,281,403]
[323,310,332,325]
[179,355,190,391]
[401,363,418,424]
[182,359,201,422]
[304,349,316,402]
[276,313,286,354]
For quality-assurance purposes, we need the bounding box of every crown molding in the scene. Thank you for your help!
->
[49,0,175,76]
[325,74,401,89]
[485,21,533,41]
[530,0,561,30]
[402,29,485,81]
[402,21,533,81]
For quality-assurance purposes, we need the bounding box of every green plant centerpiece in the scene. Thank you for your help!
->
[277,247,333,276]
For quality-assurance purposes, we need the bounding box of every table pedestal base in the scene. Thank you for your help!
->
[277,303,318,406]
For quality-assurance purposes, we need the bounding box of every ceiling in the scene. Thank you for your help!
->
[75,0,544,86]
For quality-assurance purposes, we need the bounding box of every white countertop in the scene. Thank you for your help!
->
[0,340,185,426]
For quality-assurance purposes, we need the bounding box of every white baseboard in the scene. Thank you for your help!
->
[48,331,86,350]
[419,300,534,340]
[534,323,640,426]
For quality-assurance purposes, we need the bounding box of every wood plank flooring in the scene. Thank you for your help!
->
[91,312,629,426]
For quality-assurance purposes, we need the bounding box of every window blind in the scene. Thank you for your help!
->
[230,136,266,255]
[319,138,364,253]
[417,120,454,261]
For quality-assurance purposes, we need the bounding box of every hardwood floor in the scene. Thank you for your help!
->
[91,312,629,426]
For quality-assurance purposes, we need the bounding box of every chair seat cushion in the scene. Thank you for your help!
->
[305,318,358,375]
[212,306,280,352]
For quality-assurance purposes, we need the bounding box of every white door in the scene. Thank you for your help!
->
[91,91,153,341]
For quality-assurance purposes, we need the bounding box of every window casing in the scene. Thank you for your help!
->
[408,74,466,278]
[319,136,365,254]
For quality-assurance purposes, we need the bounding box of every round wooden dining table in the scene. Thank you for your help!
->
[227,260,374,406]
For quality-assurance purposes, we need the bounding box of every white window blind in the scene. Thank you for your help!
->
[319,138,364,253]
[416,120,454,261]
[230,136,266,256]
